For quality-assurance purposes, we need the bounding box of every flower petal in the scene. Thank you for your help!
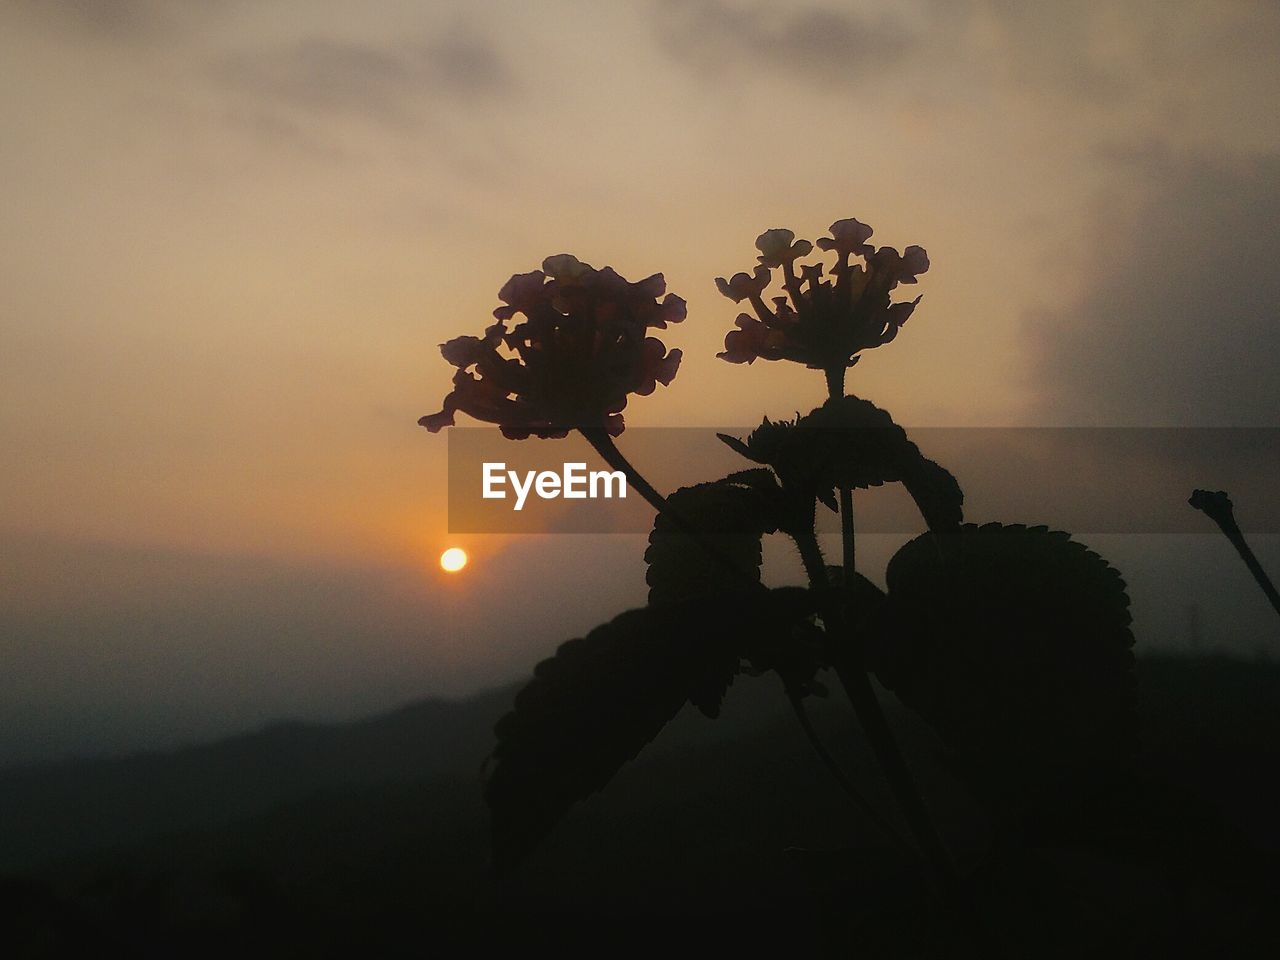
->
[756,229,814,268]
[899,245,930,283]
[439,334,495,368]
[497,270,547,309]
[541,253,593,281]
[715,266,772,303]
[755,228,795,259]
[817,218,875,256]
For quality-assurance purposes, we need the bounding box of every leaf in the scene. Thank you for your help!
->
[869,523,1136,817]
[800,397,963,531]
[718,396,963,531]
[715,432,754,460]
[722,467,780,490]
[485,589,815,869]
[644,478,781,605]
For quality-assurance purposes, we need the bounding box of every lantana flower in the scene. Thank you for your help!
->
[420,254,685,439]
[716,218,928,374]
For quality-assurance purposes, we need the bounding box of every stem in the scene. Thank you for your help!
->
[794,520,828,585]
[579,426,673,517]
[832,661,1001,952]
[840,488,856,579]
[584,425,909,846]
[587,422,1000,949]
[1228,532,1280,621]
[795,533,960,869]
[817,372,1002,952]
[1190,490,1280,624]
[583,427,753,584]
[801,525,1000,951]
[787,690,915,857]
[792,522,917,853]
[782,260,805,317]
[825,369,855,579]
[824,366,845,399]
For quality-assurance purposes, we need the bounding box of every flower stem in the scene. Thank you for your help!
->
[824,370,855,579]
[824,366,846,399]
[840,488,856,578]
[790,522,916,850]
[582,426,908,848]
[795,532,962,861]
[793,511,828,585]
[580,427,759,585]
[816,374,1001,951]
[587,421,1000,949]
[1190,489,1280,623]
[584,426,795,597]
[579,427,672,517]
[786,687,915,857]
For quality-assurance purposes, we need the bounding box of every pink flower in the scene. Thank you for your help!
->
[867,245,930,287]
[754,228,814,268]
[421,255,684,439]
[714,266,772,303]
[815,218,874,258]
[716,218,929,373]
[718,314,783,364]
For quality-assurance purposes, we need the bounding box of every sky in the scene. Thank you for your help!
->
[2,0,1279,764]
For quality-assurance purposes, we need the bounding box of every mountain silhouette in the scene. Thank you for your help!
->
[2,657,1278,957]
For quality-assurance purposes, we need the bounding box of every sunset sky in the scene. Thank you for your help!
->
[3,0,1279,763]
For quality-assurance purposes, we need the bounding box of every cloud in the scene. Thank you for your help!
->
[1029,149,1280,425]
[650,0,1280,123]
[214,27,514,128]
[652,0,918,85]
[35,0,163,35]
[980,0,1134,100]
[17,0,231,42]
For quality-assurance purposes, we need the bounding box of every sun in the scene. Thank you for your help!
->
[439,547,468,573]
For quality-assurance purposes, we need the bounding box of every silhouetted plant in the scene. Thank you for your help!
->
[421,219,1137,950]
[1190,489,1280,622]
[419,254,684,439]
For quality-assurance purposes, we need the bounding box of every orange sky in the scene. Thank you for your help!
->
[2,1,1279,761]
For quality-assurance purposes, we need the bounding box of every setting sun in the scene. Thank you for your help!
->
[439,547,468,573]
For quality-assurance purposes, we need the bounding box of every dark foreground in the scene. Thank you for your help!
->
[2,656,1277,958]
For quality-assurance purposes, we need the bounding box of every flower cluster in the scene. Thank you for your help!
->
[716,219,928,373]
[419,255,685,439]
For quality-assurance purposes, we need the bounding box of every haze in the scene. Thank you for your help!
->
[3,0,1278,764]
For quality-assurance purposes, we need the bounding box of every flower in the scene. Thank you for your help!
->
[716,219,929,372]
[420,254,685,439]
[754,228,814,268]
[714,266,772,303]
[815,217,874,258]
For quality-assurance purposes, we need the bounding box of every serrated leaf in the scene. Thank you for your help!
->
[716,432,754,459]
[798,397,963,530]
[645,479,780,605]
[722,467,780,490]
[485,589,815,869]
[719,396,963,531]
[870,523,1136,817]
